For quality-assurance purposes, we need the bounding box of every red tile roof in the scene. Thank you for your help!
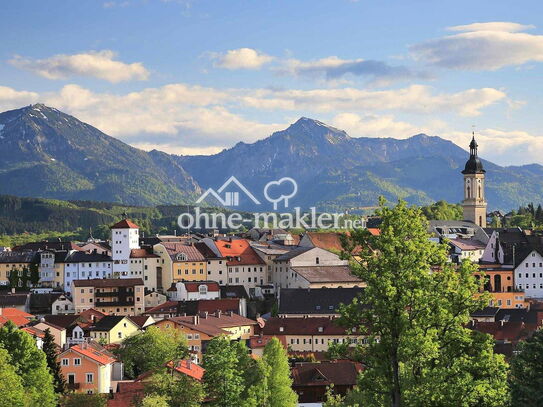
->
[165,312,257,337]
[108,382,144,407]
[184,281,220,292]
[130,248,158,258]
[162,242,206,262]
[166,360,205,381]
[144,301,178,315]
[367,228,380,236]
[22,326,46,338]
[111,219,140,229]
[196,299,240,314]
[215,239,266,266]
[291,266,363,284]
[62,344,116,365]
[0,315,32,327]
[0,307,33,318]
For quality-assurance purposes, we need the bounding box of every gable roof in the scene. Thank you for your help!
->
[12,241,83,252]
[111,219,139,229]
[274,247,312,262]
[0,251,39,264]
[220,285,249,299]
[72,278,144,287]
[279,287,364,315]
[214,239,265,266]
[304,232,345,252]
[91,315,132,331]
[291,361,362,387]
[43,314,81,329]
[183,281,220,292]
[0,307,33,318]
[0,293,29,306]
[262,317,353,336]
[66,251,112,263]
[62,344,116,365]
[128,315,154,328]
[165,312,256,337]
[130,248,158,259]
[162,242,206,262]
[291,266,362,284]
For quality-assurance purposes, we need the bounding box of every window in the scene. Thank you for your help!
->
[86,373,94,383]
[62,359,69,366]
[74,358,81,366]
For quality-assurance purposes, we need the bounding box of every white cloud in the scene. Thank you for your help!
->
[9,50,150,83]
[240,85,506,116]
[448,22,535,33]
[0,81,512,154]
[411,22,543,70]
[278,56,431,86]
[0,86,39,112]
[210,48,274,70]
[331,113,421,138]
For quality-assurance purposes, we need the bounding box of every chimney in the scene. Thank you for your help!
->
[500,319,504,327]
[192,315,199,325]
[215,310,222,318]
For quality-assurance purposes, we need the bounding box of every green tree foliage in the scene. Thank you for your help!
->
[141,394,170,407]
[420,200,463,221]
[263,337,298,407]
[7,268,19,288]
[203,337,245,407]
[115,326,189,379]
[43,328,67,394]
[29,263,40,286]
[60,393,107,407]
[0,321,57,407]
[143,369,205,407]
[338,200,509,407]
[510,329,543,406]
[241,358,271,407]
[0,346,25,407]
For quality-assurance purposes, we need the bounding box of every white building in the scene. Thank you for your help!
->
[515,250,543,298]
[195,240,227,285]
[52,294,75,315]
[111,219,140,278]
[64,252,113,293]
[167,281,220,301]
[272,247,356,289]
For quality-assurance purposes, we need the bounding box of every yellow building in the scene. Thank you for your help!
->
[72,278,145,315]
[154,311,257,363]
[0,251,37,285]
[259,317,367,353]
[160,242,207,284]
[89,315,141,344]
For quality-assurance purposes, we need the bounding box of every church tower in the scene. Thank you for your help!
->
[462,134,487,227]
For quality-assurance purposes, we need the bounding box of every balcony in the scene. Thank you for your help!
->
[67,383,80,390]
[95,291,119,297]
[95,300,133,307]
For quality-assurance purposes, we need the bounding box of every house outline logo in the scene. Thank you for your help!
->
[196,176,261,207]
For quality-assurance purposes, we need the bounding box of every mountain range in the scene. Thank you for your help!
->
[1,104,542,211]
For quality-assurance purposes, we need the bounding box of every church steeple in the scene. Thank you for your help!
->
[462,133,485,175]
[462,133,487,227]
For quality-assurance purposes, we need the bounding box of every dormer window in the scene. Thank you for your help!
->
[199,285,208,295]
[176,253,188,261]
[279,327,284,332]
[318,327,323,332]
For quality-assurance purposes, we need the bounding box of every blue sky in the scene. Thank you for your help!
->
[1,0,542,165]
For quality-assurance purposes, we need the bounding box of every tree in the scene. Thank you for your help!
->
[0,346,25,407]
[262,337,298,407]
[30,263,40,286]
[60,393,107,407]
[0,321,57,406]
[7,268,20,289]
[510,329,543,406]
[115,326,189,378]
[338,200,509,407]
[141,394,170,407]
[203,336,245,407]
[43,328,67,394]
[143,369,204,407]
[242,358,271,407]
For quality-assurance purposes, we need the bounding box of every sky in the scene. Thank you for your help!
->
[1,0,543,166]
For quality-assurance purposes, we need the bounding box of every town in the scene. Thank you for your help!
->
[0,136,540,406]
